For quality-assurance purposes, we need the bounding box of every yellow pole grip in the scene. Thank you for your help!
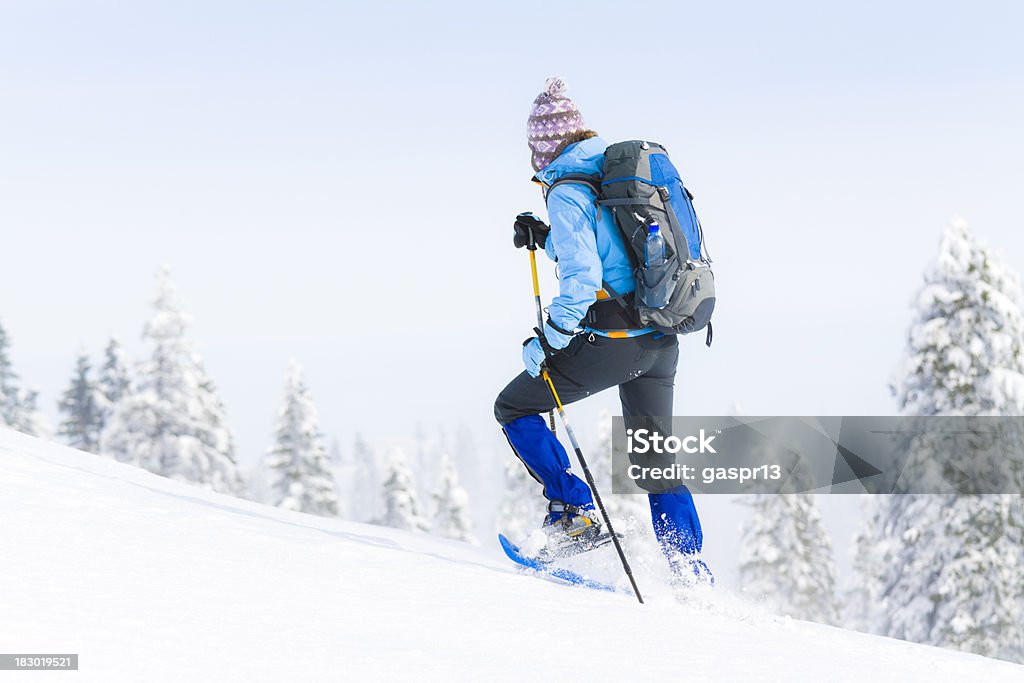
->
[541,370,564,411]
[529,249,540,298]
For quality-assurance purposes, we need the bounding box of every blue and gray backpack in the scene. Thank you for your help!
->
[548,140,716,345]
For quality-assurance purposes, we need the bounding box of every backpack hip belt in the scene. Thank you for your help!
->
[581,292,641,332]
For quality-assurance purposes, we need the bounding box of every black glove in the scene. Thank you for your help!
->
[513,212,550,250]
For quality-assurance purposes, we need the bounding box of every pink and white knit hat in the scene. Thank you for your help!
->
[527,77,587,172]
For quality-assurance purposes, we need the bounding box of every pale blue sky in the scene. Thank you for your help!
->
[2,0,1023,477]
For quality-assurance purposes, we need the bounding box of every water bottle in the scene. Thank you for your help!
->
[645,222,666,267]
[643,222,671,308]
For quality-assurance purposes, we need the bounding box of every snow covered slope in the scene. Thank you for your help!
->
[3,428,1021,682]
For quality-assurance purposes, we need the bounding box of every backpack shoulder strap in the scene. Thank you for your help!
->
[544,173,603,205]
[599,279,630,311]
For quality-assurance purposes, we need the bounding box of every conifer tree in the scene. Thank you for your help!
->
[845,496,887,633]
[453,424,481,507]
[433,452,477,544]
[377,450,429,532]
[350,433,380,523]
[57,352,105,453]
[264,359,339,517]
[102,267,243,495]
[0,320,44,436]
[738,493,840,625]
[857,220,1024,661]
[98,338,131,423]
[329,437,344,465]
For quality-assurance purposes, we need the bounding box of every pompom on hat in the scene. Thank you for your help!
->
[527,77,587,172]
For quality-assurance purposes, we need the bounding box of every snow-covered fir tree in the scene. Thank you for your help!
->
[412,422,429,486]
[433,452,477,544]
[892,219,1024,416]
[325,436,350,518]
[263,359,339,517]
[349,433,380,523]
[931,493,1024,659]
[328,437,343,465]
[738,493,840,624]
[101,267,243,495]
[856,219,1024,662]
[452,424,481,506]
[98,337,131,421]
[845,497,888,633]
[57,352,106,453]
[0,320,44,436]
[376,449,429,532]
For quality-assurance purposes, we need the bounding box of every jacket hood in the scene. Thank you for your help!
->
[533,136,608,186]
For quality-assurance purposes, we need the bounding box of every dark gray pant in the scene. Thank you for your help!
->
[494,332,680,497]
[494,331,679,427]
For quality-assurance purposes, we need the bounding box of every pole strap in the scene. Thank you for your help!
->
[545,317,577,338]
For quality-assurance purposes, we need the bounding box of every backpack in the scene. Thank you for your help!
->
[548,140,715,345]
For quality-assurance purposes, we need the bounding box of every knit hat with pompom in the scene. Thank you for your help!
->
[527,77,587,172]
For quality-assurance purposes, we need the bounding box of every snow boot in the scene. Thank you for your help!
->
[538,501,607,560]
[650,485,715,587]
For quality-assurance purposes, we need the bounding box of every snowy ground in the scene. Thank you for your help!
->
[2,428,1022,682]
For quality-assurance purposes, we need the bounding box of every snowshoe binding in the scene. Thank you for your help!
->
[537,502,618,561]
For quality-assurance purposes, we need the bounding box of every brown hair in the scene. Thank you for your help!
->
[551,130,599,162]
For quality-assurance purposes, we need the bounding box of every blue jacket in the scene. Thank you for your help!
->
[533,136,652,342]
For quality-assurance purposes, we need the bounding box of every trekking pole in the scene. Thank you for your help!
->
[526,234,557,434]
[527,244,644,605]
